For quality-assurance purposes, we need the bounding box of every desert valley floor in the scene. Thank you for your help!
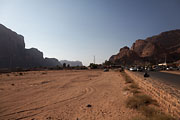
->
[0,70,141,120]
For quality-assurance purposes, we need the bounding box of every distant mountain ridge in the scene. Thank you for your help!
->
[60,60,83,66]
[0,24,82,69]
[109,29,180,66]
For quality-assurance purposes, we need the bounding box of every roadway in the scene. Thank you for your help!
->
[135,71,180,89]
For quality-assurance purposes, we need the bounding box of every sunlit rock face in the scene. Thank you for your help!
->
[110,29,180,65]
[109,46,142,65]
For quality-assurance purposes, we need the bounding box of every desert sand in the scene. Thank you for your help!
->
[0,70,139,120]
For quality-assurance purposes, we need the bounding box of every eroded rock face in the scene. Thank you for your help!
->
[110,29,180,65]
[147,30,180,49]
[45,58,62,67]
[109,46,142,65]
[0,24,26,68]
[60,60,83,66]
[25,48,45,68]
[0,24,62,69]
[131,39,147,56]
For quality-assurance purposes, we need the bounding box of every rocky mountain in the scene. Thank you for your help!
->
[109,29,180,66]
[60,60,83,66]
[44,58,62,67]
[0,24,62,69]
[109,46,142,65]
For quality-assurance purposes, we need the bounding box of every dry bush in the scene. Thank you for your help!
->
[139,106,159,117]
[131,116,146,120]
[132,113,175,120]
[127,95,175,120]
[129,83,139,89]
[125,76,134,84]
[150,113,175,120]
[123,73,175,120]
[130,89,141,94]
[41,81,50,84]
[121,72,134,84]
[19,73,23,76]
[126,94,156,109]
[132,114,175,120]
[123,86,130,91]
[42,72,47,75]
[125,78,134,84]
[124,74,141,94]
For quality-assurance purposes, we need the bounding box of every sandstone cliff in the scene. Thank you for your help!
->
[109,29,180,65]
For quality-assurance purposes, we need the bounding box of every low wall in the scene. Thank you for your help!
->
[125,70,180,118]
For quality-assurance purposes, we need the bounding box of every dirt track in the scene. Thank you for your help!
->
[0,70,139,120]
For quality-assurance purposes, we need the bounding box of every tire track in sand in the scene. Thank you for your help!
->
[0,86,96,120]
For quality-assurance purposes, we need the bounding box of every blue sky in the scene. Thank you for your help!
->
[0,0,180,65]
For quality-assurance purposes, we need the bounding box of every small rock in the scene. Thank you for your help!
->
[46,117,52,119]
[19,73,23,76]
[86,104,92,108]
[123,92,127,95]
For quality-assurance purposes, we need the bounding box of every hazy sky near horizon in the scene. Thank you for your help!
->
[1,0,180,65]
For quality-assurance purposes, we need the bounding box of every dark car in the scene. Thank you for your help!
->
[137,67,143,72]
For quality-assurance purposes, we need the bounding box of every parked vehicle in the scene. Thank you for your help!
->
[166,67,173,71]
[137,67,143,72]
[104,69,109,72]
[129,67,137,71]
[178,66,180,70]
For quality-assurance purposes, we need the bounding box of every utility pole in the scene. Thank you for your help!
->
[164,54,167,66]
[94,56,95,64]
[165,54,167,64]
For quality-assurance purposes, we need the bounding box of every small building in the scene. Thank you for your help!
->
[158,62,167,66]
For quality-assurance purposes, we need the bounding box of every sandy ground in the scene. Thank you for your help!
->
[161,70,180,75]
[0,70,139,120]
